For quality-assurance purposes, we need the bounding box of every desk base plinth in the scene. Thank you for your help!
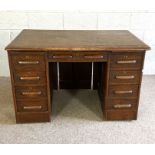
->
[16,112,50,123]
[104,110,137,121]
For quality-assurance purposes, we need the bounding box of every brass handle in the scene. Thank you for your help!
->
[21,91,42,96]
[114,90,133,94]
[117,60,137,64]
[84,55,104,59]
[20,76,40,81]
[23,106,42,110]
[18,61,39,65]
[116,75,135,79]
[114,104,132,109]
[52,55,73,59]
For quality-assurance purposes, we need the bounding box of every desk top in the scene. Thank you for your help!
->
[5,30,150,52]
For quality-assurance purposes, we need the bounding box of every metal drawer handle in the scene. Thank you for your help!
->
[21,91,42,96]
[52,55,73,59]
[117,60,137,64]
[114,104,132,109]
[116,75,135,80]
[20,76,40,81]
[18,61,39,65]
[84,55,104,59]
[114,90,133,94]
[23,106,42,110]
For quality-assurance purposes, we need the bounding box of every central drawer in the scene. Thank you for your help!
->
[77,52,108,62]
[48,52,73,62]
[48,51,108,62]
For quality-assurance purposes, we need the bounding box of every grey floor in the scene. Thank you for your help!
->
[0,76,155,143]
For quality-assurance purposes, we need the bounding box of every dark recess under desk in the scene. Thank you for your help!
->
[50,62,103,89]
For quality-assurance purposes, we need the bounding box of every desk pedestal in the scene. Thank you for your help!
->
[8,51,145,123]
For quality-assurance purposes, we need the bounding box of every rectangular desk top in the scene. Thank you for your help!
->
[5,29,150,52]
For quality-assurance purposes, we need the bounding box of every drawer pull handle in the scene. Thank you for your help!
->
[18,61,39,65]
[114,90,133,94]
[84,55,104,59]
[52,55,73,59]
[23,106,42,110]
[21,91,42,96]
[114,104,132,109]
[116,75,135,80]
[20,76,40,81]
[117,60,137,64]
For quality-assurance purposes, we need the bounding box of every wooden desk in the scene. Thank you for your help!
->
[5,30,150,123]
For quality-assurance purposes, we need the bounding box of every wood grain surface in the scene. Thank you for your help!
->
[5,30,150,51]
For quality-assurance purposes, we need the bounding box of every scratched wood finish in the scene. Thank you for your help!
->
[8,52,51,123]
[5,30,150,123]
[5,30,150,51]
[101,51,146,120]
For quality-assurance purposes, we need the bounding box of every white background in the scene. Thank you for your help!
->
[0,0,155,77]
[0,0,155,152]
[0,0,155,11]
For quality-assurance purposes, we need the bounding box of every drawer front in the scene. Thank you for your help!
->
[48,52,108,62]
[105,99,137,110]
[110,53,144,69]
[48,52,74,62]
[78,52,108,62]
[109,70,141,84]
[16,100,48,112]
[11,53,46,71]
[108,85,139,98]
[13,71,46,86]
[15,86,47,100]
[105,110,137,120]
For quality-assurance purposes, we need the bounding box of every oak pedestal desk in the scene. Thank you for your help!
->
[5,30,150,123]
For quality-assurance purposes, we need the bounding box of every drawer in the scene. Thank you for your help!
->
[109,70,141,84]
[105,99,137,110]
[110,53,144,69]
[105,110,137,120]
[16,100,48,112]
[15,86,47,100]
[11,52,46,71]
[13,71,46,86]
[48,51,108,62]
[77,52,108,62]
[108,85,139,98]
[48,52,74,62]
